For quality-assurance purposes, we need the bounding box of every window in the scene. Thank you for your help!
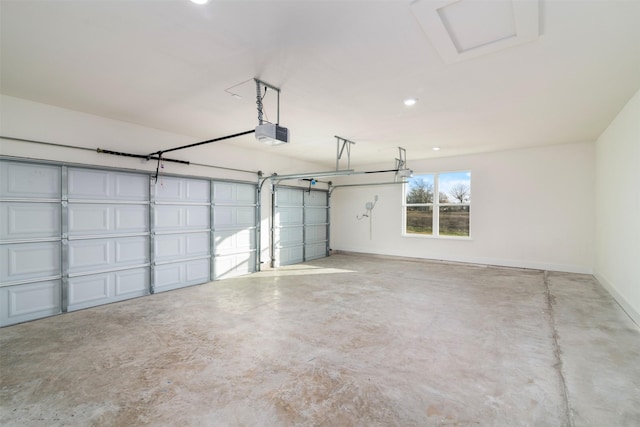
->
[404,171,471,237]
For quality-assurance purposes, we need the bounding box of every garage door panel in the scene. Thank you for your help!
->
[186,180,210,202]
[68,240,110,272]
[68,274,109,308]
[115,206,149,230]
[214,252,255,280]
[0,162,61,199]
[68,204,148,235]
[305,225,327,242]
[277,207,303,226]
[276,246,304,266]
[186,207,209,228]
[235,207,256,227]
[114,174,149,201]
[1,203,60,240]
[115,237,149,265]
[68,169,148,201]
[304,191,327,206]
[186,232,210,255]
[214,206,255,228]
[154,234,182,259]
[155,205,209,231]
[0,280,61,327]
[277,188,303,205]
[275,226,303,247]
[153,177,213,292]
[155,179,181,200]
[154,263,181,289]
[213,182,256,204]
[155,206,182,229]
[68,237,148,274]
[154,259,209,292]
[68,205,109,234]
[155,232,209,261]
[0,242,61,283]
[304,207,327,225]
[186,259,209,282]
[155,177,209,203]
[68,267,148,310]
[114,268,149,298]
[214,229,255,255]
[305,243,328,261]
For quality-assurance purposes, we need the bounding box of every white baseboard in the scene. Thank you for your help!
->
[594,271,640,328]
[331,248,593,274]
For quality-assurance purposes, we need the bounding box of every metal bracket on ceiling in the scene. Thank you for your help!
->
[255,78,281,125]
[395,147,407,170]
[335,135,356,171]
[394,147,413,181]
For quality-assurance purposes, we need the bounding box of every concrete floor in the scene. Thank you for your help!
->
[1,254,639,427]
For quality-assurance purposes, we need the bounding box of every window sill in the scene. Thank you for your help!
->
[402,233,472,241]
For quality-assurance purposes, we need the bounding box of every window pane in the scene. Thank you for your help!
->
[406,175,434,204]
[406,206,433,235]
[439,205,470,237]
[439,171,471,204]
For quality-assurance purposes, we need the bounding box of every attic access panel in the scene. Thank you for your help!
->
[411,0,539,63]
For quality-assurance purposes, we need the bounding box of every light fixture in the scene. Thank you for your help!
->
[403,98,418,106]
[190,0,209,4]
[432,147,441,151]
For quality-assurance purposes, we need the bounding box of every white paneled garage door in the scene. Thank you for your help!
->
[0,161,62,327]
[66,168,150,311]
[274,187,328,266]
[153,176,211,292]
[1,159,259,327]
[212,181,257,280]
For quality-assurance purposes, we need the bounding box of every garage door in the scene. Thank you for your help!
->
[0,161,62,327]
[153,176,211,292]
[212,181,257,279]
[1,160,259,326]
[274,187,329,266]
[66,168,150,311]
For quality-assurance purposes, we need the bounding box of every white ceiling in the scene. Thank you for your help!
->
[1,0,639,168]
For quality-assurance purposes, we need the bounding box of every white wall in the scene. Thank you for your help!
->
[594,89,640,325]
[0,94,327,270]
[331,141,595,274]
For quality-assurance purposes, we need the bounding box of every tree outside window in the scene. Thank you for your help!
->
[404,171,471,237]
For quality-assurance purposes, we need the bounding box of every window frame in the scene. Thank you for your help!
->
[402,170,471,239]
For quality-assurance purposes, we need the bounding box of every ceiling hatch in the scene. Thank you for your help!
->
[410,0,539,63]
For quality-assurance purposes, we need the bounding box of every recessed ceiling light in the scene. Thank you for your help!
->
[190,0,209,4]
[403,98,418,106]
[432,147,441,151]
